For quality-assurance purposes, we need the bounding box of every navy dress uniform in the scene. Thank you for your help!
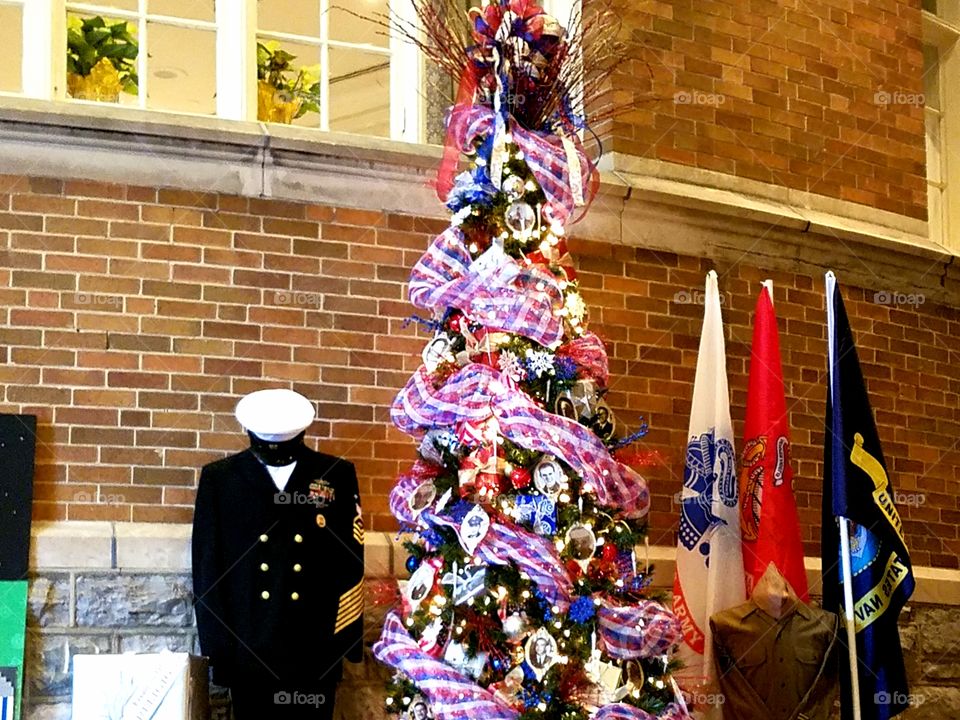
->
[192,390,364,720]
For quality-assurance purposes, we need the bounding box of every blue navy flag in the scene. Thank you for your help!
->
[823,273,915,720]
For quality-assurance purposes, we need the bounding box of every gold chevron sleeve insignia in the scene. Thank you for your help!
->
[335,580,364,634]
[352,507,364,545]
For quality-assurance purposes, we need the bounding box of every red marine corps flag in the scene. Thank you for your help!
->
[739,281,809,600]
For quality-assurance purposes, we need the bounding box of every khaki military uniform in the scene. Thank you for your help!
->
[711,599,840,720]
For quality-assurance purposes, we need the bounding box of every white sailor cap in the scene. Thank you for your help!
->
[235,389,315,442]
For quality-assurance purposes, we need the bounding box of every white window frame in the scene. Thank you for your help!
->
[8,0,422,142]
[923,9,960,251]
[251,0,420,141]
[6,1,579,144]
[62,1,218,110]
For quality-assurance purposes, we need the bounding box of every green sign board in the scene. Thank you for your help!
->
[0,581,27,718]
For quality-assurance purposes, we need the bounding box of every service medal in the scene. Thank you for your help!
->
[308,479,336,508]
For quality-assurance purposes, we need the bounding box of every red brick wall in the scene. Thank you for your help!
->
[1,175,957,567]
[606,0,928,219]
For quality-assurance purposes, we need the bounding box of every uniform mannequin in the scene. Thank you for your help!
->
[192,389,364,720]
[710,563,839,720]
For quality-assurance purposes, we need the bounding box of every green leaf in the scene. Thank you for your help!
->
[99,44,127,59]
[66,56,77,74]
[85,28,111,46]
[82,16,105,30]
[79,46,98,66]
[67,29,86,49]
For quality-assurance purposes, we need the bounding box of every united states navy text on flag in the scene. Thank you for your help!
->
[823,273,915,720]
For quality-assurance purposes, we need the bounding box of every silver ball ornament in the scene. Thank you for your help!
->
[504,201,536,234]
[502,175,526,201]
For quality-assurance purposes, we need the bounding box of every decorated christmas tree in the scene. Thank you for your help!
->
[373,2,691,719]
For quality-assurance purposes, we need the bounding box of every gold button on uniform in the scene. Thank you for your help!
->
[294,534,303,543]
[259,534,269,542]
[316,515,326,528]
[293,563,302,572]
[291,592,300,601]
[261,591,270,600]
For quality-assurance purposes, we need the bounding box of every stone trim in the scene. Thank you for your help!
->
[0,99,958,304]
[602,153,934,255]
[29,522,960,606]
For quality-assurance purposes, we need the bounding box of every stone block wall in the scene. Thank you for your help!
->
[26,571,199,717]
[24,568,394,720]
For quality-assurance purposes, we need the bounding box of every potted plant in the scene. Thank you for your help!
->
[256,41,321,124]
[66,15,139,102]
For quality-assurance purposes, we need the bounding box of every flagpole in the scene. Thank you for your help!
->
[839,517,863,720]
[826,271,862,720]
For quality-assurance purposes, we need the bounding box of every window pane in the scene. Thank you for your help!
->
[0,4,23,93]
[257,39,323,128]
[329,0,389,48]
[258,0,320,37]
[147,22,217,114]
[923,45,941,111]
[149,0,216,22]
[329,47,390,137]
[67,13,140,104]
